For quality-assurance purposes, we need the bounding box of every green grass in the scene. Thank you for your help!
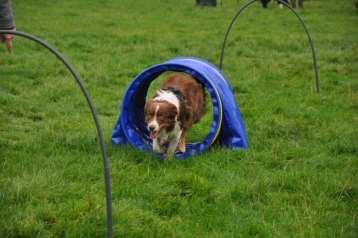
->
[0,0,357,237]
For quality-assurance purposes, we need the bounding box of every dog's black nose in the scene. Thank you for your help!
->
[149,125,155,132]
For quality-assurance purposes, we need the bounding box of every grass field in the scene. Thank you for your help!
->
[0,0,357,237]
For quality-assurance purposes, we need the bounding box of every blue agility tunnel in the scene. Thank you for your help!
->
[112,57,248,159]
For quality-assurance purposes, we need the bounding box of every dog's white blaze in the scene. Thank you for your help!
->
[153,90,180,111]
[148,105,160,131]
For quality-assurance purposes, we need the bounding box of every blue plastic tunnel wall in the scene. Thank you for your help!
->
[112,57,248,159]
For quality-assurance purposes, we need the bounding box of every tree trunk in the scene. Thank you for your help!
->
[196,0,217,7]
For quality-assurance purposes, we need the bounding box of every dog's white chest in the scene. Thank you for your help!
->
[158,120,181,142]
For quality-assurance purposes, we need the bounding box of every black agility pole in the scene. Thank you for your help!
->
[0,30,113,238]
[219,0,320,93]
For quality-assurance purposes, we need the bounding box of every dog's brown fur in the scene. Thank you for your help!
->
[162,73,205,151]
[144,73,205,154]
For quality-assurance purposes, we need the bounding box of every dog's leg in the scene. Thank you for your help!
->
[153,138,162,153]
[165,131,182,158]
[165,139,179,158]
[178,130,186,153]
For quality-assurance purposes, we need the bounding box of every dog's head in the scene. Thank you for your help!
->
[144,91,179,139]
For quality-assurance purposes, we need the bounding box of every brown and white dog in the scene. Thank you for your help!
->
[144,73,205,158]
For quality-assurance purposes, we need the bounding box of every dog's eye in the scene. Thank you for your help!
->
[167,114,175,120]
[145,113,154,121]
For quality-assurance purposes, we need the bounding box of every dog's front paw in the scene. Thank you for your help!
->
[164,151,175,159]
[178,141,186,153]
[153,139,163,153]
[177,135,186,153]
[153,146,163,153]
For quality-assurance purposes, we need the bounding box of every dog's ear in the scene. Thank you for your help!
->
[144,100,154,124]
[144,99,153,114]
[144,100,149,113]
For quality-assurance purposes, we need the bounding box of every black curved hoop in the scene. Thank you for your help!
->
[219,0,320,93]
[0,30,113,238]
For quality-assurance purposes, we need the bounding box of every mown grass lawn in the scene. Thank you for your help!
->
[0,0,357,237]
